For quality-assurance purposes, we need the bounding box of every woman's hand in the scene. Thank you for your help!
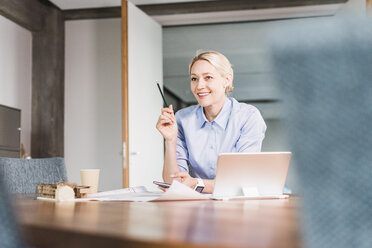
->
[171,171,198,190]
[156,104,178,143]
[157,185,168,192]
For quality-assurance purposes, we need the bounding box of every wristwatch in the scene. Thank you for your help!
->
[194,178,205,193]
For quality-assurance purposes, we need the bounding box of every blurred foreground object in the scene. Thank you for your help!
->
[0,180,26,248]
[270,17,372,248]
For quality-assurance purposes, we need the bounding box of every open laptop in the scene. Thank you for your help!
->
[211,152,291,200]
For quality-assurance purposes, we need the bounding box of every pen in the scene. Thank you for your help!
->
[156,81,168,107]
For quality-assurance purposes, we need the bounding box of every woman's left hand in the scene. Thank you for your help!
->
[170,171,197,189]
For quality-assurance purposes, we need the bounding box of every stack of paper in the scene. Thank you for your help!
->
[87,180,209,202]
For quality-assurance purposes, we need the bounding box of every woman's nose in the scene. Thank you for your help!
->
[196,79,206,89]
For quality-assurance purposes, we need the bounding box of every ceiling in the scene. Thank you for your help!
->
[48,0,212,10]
[49,0,347,26]
[48,0,119,9]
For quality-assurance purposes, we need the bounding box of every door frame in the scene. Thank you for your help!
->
[121,0,129,188]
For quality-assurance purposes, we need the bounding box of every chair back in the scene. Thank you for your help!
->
[0,157,67,194]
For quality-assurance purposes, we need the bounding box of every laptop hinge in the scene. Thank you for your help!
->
[242,187,260,197]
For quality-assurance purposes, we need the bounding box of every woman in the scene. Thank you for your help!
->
[156,51,266,193]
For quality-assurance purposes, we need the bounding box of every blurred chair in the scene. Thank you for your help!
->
[270,17,372,248]
[0,180,27,248]
[0,157,67,194]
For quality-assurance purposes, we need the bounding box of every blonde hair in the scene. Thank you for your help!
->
[189,50,234,93]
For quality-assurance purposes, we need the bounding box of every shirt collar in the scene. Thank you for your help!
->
[196,97,231,129]
[214,97,231,129]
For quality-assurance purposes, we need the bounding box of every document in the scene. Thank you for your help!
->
[86,180,209,202]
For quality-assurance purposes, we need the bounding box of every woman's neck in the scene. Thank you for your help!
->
[203,97,226,122]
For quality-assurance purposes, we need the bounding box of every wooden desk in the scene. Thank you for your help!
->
[13,196,301,248]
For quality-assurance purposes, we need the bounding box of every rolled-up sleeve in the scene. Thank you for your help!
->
[236,108,267,152]
[175,114,189,172]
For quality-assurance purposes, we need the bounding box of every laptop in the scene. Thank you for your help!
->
[211,152,291,200]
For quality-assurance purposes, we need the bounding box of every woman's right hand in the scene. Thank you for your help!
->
[156,104,178,143]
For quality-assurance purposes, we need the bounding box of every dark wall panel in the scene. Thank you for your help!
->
[31,7,64,158]
[0,0,45,31]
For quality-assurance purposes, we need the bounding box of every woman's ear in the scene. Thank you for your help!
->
[225,73,233,87]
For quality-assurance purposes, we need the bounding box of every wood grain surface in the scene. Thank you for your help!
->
[13,195,301,248]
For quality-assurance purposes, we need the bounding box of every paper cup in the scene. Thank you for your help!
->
[80,169,100,194]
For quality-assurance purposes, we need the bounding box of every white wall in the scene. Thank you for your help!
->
[0,15,32,156]
[65,18,122,191]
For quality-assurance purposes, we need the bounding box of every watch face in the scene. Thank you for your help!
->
[195,186,204,193]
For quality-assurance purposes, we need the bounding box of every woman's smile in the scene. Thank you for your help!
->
[197,91,210,98]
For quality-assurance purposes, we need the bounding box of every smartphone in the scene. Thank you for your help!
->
[153,181,171,188]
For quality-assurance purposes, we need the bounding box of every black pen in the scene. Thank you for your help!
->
[156,81,168,107]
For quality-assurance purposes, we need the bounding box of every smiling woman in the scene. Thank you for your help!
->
[156,51,267,194]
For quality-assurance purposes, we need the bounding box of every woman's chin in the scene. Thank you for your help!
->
[196,99,210,107]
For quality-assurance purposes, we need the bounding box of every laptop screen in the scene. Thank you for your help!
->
[212,152,291,198]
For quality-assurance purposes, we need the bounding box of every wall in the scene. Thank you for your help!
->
[336,0,366,15]
[0,15,32,156]
[65,18,122,191]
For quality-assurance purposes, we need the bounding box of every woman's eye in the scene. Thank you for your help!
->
[191,77,197,81]
[205,76,213,80]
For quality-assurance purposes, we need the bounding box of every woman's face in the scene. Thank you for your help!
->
[190,60,228,108]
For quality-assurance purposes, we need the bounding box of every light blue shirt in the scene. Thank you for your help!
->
[175,97,267,179]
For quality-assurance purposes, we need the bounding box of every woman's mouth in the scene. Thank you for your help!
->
[197,92,210,98]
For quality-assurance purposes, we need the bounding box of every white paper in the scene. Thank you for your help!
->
[88,186,149,197]
[152,180,209,201]
[85,180,209,202]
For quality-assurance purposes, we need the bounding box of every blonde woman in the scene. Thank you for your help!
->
[156,51,266,193]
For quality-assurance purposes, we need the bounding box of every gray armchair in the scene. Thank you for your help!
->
[270,17,372,248]
[0,157,67,194]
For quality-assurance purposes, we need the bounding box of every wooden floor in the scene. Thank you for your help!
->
[13,195,301,248]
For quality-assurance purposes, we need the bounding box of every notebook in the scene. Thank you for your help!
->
[211,152,291,200]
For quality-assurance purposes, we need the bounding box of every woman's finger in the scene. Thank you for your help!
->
[158,185,167,192]
[158,118,173,126]
[156,119,165,127]
[161,107,173,115]
[163,112,175,122]
[160,114,175,124]
[159,115,171,121]
[158,113,173,123]
[162,112,171,118]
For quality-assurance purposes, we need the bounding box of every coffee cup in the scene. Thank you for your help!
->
[80,169,100,194]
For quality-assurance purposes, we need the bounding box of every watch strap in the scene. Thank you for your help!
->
[197,178,204,187]
[194,178,205,193]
